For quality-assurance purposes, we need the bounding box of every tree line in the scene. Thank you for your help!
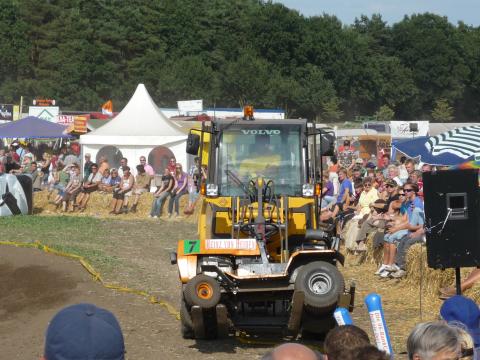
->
[0,0,479,122]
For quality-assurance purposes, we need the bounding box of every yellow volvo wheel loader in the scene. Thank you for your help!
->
[171,115,354,340]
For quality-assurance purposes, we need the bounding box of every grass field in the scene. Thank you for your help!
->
[0,216,198,298]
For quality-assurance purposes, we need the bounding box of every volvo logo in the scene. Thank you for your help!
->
[241,129,281,135]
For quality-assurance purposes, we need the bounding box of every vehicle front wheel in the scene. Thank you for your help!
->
[294,261,344,314]
[184,274,221,309]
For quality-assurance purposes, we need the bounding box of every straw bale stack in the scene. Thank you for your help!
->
[33,190,200,223]
[365,231,383,266]
[404,243,455,297]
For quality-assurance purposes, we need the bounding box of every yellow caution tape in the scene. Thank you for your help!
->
[0,240,180,320]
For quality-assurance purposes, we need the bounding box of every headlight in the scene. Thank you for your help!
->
[206,183,218,197]
[302,183,314,197]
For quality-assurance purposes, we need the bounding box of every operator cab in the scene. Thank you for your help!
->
[187,117,334,200]
[215,119,307,197]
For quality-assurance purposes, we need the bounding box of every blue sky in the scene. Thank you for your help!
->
[275,0,480,26]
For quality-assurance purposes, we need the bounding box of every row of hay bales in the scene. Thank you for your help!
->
[32,190,200,223]
[364,231,480,302]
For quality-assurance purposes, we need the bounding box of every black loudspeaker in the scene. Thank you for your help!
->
[409,122,419,132]
[424,169,480,269]
[16,175,33,215]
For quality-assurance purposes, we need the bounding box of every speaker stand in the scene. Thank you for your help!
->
[455,267,462,295]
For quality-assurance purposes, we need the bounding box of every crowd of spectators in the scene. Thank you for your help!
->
[320,145,428,280]
[43,294,479,359]
[0,141,203,218]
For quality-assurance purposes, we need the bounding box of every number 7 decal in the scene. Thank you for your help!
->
[184,240,200,254]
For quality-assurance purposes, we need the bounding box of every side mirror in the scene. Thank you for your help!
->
[320,132,335,156]
[186,132,200,155]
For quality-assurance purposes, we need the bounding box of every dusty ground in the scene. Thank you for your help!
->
[0,214,441,359]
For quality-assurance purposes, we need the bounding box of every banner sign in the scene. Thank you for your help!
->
[390,121,429,138]
[29,106,60,122]
[33,99,56,106]
[0,104,13,121]
[74,115,88,133]
[65,115,89,134]
[177,99,203,115]
[56,115,74,125]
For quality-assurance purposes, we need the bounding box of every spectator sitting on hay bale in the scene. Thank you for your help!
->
[150,168,175,218]
[349,180,397,264]
[51,162,69,205]
[99,168,121,193]
[75,163,102,212]
[25,161,44,192]
[321,167,352,222]
[109,166,134,215]
[61,165,82,212]
[129,164,151,213]
[99,168,112,192]
[375,183,425,278]
[376,191,408,278]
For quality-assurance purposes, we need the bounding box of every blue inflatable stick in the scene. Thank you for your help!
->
[364,293,393,356]
[334,307,353,326]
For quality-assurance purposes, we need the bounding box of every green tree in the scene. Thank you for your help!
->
[375,105,395,121]
[220,51,272,106]
[391,14,470,117]
[431,98,454,122]
[294,64,337,121]
[321,98,344,123]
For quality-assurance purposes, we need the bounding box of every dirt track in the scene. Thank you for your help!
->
[0,216,428,359]
[0,245,272,360]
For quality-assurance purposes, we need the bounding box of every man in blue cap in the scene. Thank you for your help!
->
[42,303,125,360]
[440,295,480,349]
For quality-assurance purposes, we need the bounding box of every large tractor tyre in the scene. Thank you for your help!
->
[294,261,344,314]
[301,314,336,340]
[180,296,194,339]
[184,274,221,309]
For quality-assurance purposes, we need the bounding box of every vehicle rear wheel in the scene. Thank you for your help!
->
[301,314,336,340]
[294,261,344,314]
[184,274,221,309]
[180,295,194,339]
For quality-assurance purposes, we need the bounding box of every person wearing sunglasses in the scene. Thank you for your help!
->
[344,177,379,254]
[387,183,426,279]
[139,156,155,176]
[168,163,187,218]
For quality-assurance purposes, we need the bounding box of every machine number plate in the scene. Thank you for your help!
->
[205,238,257,250]
[184,240,200,254]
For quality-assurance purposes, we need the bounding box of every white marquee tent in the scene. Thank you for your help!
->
[80,84,188,175]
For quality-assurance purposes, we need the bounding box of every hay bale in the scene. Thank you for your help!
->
[365,231,383,266]
[33,190,200,221]
[404,243,456,297]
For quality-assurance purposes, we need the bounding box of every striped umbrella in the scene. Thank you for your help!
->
[393,125,480,166]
